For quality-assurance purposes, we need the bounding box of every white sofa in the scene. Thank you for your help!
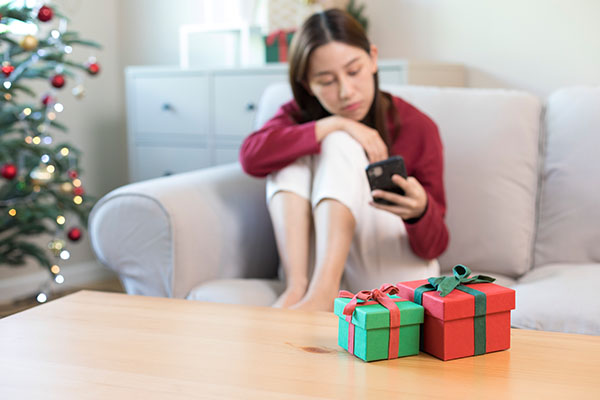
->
[89,84,600,335]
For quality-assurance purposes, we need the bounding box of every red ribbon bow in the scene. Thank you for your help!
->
[338,284,406,359]
[266,29,294,62]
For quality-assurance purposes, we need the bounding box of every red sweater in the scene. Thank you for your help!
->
[240,96,449,260]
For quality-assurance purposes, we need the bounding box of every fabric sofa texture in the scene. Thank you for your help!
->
[89,84,600,335]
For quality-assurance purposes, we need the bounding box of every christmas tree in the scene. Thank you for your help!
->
[0,1,100,302]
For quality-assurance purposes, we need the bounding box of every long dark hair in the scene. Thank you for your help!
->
[287,9,395,148]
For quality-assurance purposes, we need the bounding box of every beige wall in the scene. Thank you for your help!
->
[367,0,600,97]
[57,0,126,265]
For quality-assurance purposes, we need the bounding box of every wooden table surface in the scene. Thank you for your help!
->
[1,290,599,399]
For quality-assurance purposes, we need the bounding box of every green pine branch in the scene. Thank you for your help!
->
[0,240,52,268]
[346,0,369,31]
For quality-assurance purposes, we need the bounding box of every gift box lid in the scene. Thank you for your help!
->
[334,295,424,330]
[396,280,515,322]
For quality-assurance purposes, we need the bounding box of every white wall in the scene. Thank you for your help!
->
[119,0,600,95]
[117,0,260,67]
[367,0,600,97]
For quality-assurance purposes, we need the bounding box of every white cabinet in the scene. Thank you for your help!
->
[132,75,210,137]
[126,61,465,182]
[213,72,285,137]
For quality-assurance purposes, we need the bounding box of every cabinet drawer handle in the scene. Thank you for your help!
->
[245,103,256,111]
[162,103,174,111]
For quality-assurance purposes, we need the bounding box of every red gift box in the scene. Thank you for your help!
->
[396,265,515,361]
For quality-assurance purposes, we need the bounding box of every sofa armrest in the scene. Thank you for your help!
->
[88,163,279,298]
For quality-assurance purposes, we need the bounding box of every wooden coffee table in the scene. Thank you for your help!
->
[1,291,599,399]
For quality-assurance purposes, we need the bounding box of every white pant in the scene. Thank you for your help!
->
[266,131,439,293]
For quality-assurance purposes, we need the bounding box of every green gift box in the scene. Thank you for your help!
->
[264,30,295,63]
[334,285,424,362]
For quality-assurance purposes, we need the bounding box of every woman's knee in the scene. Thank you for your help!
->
[266,155,313,203]
[320,130,366,160]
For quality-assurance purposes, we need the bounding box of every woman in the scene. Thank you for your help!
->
[240,9,449,311]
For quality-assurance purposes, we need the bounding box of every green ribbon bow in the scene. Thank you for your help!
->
[427,264,495,297]
[414,264,496,356]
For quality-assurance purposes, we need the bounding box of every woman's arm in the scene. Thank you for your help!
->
[239,102,320,177]
[370,173,449,260]
[240,101,389,177]
[371,111,449,260]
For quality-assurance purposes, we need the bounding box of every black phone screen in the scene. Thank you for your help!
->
[365,156,407,205]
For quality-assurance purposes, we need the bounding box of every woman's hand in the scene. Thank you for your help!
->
[315,116,388,163]
[370,174,428,220]
[342,119,388,163]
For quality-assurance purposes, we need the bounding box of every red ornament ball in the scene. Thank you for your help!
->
[51,74,65,88]
[1,163,18,180]
[68,170,78,179]
[42,94,54,106]
[73,187,85,196]
[67,227,82,242]
[38,5,53,22]
[87,62,100,76]
[1,63,14,77]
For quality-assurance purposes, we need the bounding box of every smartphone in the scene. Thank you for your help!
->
[365,156,407,205]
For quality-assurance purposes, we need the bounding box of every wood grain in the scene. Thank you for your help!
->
[1,290,599,399]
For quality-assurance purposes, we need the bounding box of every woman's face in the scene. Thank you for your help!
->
[306,41,378,121]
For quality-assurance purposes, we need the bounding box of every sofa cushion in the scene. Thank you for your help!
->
[187,279,284,306]
[534,87,600,268]
[391,86,541,278]
[511,263,600,334]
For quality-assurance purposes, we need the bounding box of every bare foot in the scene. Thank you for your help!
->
[272,286,306,308]
[290,289,338,312]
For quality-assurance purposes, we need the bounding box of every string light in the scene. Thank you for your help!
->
[46,165,55,173]
[59,250,70,260]
[32,136,41,145]
[60,147,69,156]
[36,293,48,303]
[56,215,65,225]
[54,103,64,112]
[25,136,33,144]
[22,107,32,116]
[41,154,50,163]
[60,182,73,192]
[48,239,64,252]
[72,179,81,187]
[73,195,83,205]
[51,265,60,274]
[8,208,17,216]
[54,274,64,284]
